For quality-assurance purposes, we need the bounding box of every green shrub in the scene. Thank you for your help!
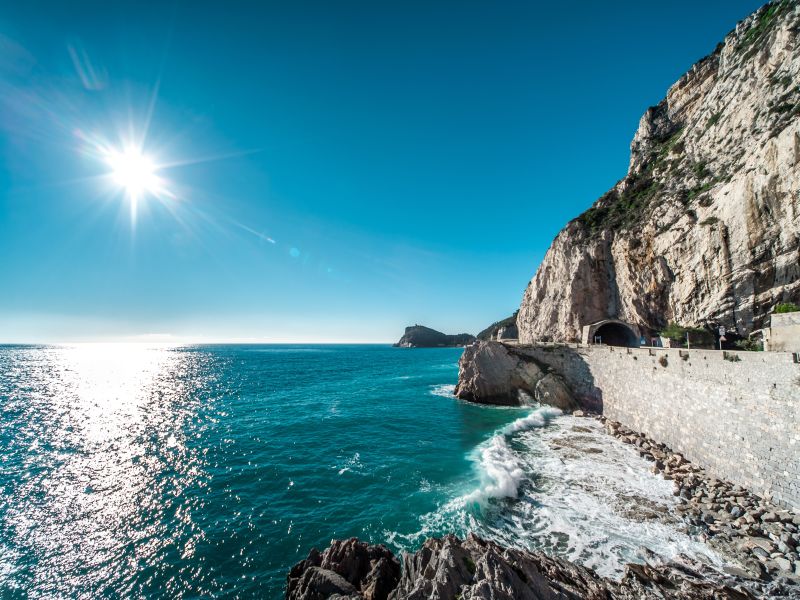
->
[706,112,722,129]
[775,302,800,313]
[735,338,763,352]
[659,323,715,348]
[692,161,710,179]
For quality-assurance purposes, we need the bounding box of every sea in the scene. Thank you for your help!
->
[0,344,725,598]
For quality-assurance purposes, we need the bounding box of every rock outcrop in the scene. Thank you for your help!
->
[286,538,401,600]
[393,325,475,348]
[476,313,519,341]
[518,1,800,343]
[287,533,787,599]
[454,341,578,409]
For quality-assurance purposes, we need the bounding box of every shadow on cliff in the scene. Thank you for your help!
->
[510,345,605,414]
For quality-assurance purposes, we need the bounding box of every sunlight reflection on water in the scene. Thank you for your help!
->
[0,344,213,597]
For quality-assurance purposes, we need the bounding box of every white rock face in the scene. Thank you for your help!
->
[518,2,800,343]
[455,342,541,404]
[455,341,578,409]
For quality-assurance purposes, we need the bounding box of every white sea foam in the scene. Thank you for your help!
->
[336,452,363,475]
[500,405,561,435]
[429,384,456,398]
[463,436,525,504]
[391,408,729,579]
[463,406,560,505]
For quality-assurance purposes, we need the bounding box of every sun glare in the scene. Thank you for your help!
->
[106,147,162,200]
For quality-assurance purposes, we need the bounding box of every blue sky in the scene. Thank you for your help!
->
[0,0,763,343]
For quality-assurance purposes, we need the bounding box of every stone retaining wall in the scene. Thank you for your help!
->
[512,344,800,508]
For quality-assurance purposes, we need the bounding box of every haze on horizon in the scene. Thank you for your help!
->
[0,0,763,344]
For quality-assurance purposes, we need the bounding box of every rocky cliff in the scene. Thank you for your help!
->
[476,312,519,341]
[393,325,475,348]
[454,341,578,409]
[518,1,800,343]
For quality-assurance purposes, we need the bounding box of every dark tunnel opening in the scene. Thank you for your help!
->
[593,322,639,347]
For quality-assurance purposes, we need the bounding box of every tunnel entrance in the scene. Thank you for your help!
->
[582,319,640,348]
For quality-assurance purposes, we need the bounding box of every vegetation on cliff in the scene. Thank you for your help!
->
[476,311,518,341]
[518,0,800,343]
[775,302,800,313]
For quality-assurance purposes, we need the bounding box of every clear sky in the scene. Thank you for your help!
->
[0,0,764,343]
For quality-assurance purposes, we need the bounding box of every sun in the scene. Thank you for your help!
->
[105,147,162,200]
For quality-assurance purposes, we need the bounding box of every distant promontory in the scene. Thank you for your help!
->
[393,325,475,348]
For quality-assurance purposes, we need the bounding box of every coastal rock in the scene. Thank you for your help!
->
[517,1,800,343]
[289,533,767,600]
[288,567,357,600]
[454,341,576,408]
[476,312,519,341]
[287,538,400,600]
[533,373,579,411]
[393,325,475,348]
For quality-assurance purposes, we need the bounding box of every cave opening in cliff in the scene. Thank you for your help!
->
[593,322,639,347]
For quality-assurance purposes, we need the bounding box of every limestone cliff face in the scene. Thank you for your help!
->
[518,1,800,343]
[455,341,578,410]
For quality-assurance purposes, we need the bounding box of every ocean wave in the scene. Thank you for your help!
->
[464,405,561,505]
[387,410,730,580]
[429,384,455,398]
[500,406,561,435]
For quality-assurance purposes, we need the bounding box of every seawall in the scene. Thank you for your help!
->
[509,343,800,508]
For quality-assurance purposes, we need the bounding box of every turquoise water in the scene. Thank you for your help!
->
[0,344,528,598]
[0,343,725,599]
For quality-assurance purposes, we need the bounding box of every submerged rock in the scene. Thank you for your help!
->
[287,533,770,599]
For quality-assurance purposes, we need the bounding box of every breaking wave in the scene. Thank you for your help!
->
[464,406,561,505]
[391,407,727,579]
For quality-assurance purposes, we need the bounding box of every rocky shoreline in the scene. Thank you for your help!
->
[286,533,792,599]
[286,410,800,599]
[601,414,800,583]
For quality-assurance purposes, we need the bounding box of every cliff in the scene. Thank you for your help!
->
[518,1,800,343]
[454,341,579,410]
[393,325,475,348]
[475,312,519,341]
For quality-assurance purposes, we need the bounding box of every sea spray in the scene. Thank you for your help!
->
[398,408,729,579]
[464,405,561,505]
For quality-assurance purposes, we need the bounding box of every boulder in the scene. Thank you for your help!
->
[286,538,400,600]
[455,341,578,409]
